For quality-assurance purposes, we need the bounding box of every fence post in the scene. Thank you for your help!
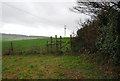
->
[10,42,13,54]
[70,35,73,55]
[46,41,48,53]
[50,36,52,52]
[60,36,62,51]
[55,35,58,53]
[50,36,52,48]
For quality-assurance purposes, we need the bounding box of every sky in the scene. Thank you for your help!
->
[0,0,90,37]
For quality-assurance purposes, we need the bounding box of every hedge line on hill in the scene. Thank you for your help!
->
[72,1,120,64]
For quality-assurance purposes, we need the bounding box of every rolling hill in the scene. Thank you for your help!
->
[1,33,48,41]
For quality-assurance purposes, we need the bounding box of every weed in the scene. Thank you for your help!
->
[2,67,9,73]
[38,69,43,73]
[37,69,44,77]
[28,64,37,69]
[64,63,77,69]
[14,72,29,79]
[80,63,95,70]
[57,72,65,76]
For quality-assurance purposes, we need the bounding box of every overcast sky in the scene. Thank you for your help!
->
[0,1,90,37]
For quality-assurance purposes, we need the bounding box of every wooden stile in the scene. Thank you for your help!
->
[46,35,72,54]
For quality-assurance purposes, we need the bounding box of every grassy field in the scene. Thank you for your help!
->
[2,37,119,79]
[2,37,70,55]
[2,54,109,79]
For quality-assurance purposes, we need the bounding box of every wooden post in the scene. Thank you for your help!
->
[50,36,52,48]
[55,35,58,53]
[46,41,48,53]
[70,35,72,55]
[50,36,52,52]
[60,36,62,50]
[10,42,13,54]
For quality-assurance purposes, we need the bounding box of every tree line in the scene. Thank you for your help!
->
[71,0,120,64]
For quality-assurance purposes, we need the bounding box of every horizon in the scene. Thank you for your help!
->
[1,33,73,37]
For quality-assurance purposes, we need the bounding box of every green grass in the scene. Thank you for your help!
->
[3,54,110,79]
[2,37,70,54]
[2,38,48,53]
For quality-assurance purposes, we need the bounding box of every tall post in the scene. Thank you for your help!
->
[10,42,13,54]
[50,36,52,53]
[70,35,72,55]
[55,35,58,53]
[50,36,52,48]
[46,41,48,53]
[60,36,62,51]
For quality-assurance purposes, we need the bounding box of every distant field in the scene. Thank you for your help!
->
[2,37,70,55]
[2,33,48,41]
[3,54,108,79]
[2,37,39,41]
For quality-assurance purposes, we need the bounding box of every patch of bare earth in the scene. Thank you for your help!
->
[58,66,85,79]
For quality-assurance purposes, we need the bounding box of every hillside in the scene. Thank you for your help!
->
[1,33,48,41]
